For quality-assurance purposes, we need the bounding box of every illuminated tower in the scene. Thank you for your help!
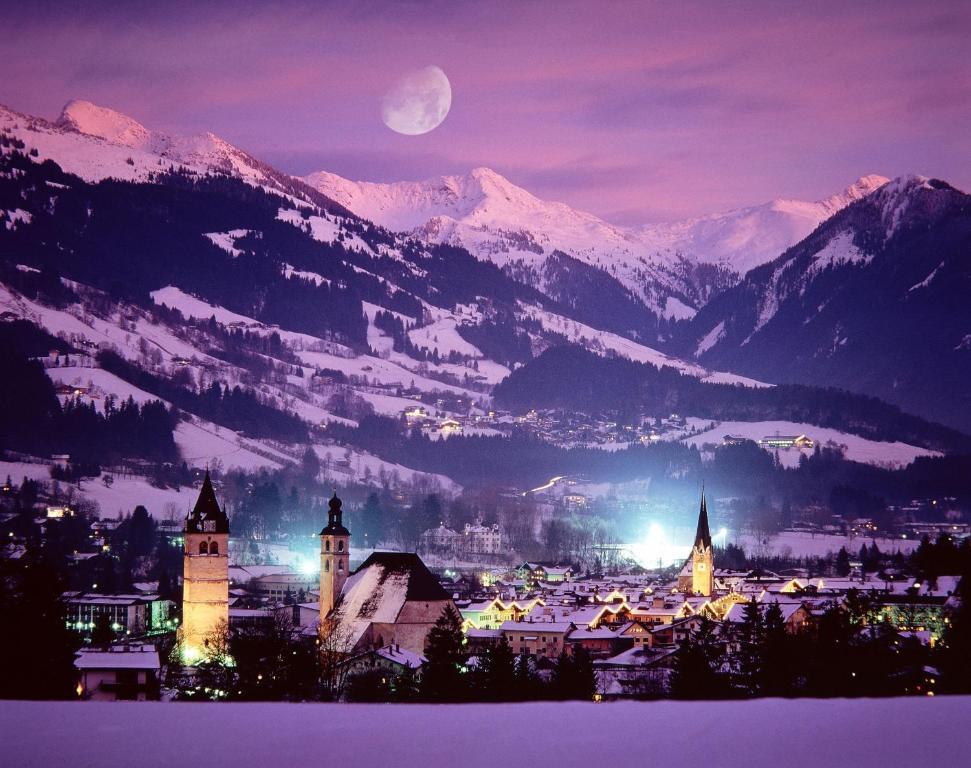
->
[319,492,350,621]
[690,490,714,596]
[180,471,229,661]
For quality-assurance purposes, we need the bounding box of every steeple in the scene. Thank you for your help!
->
[321,492,350,537]
[186,470,229,534]
[694,487,712,550]
[320,490,351,620]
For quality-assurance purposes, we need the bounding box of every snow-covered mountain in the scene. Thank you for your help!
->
[0,100,348,216]
[677,174,971,431]
[305,166,889,318]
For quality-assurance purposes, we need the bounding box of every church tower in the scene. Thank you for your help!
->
[319,492,350,621]
[690,489,714,596]
[180,471,229,661]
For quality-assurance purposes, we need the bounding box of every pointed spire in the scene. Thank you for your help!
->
[186,469,229,533]
[694,487,712,550]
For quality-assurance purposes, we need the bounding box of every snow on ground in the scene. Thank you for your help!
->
[684,419,940,468]
[70,474,197,520]
[3,698,969,768]
[0,283,214,366]
[0,460,57,485]
[521,303,770,387]
[150,286,260,327]
[408,315,482,358]
[174,420,286,472]
[46,366,161,411]
[312,443,460,494]
[737,530,920,558]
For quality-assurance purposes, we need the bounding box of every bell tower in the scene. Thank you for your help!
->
[180,470,229,661]
[691,489,714,596]
[320,492,350,620]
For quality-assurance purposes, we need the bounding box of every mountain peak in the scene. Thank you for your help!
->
[56,99,151,148]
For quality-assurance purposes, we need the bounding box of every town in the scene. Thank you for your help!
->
[2,467,967,703]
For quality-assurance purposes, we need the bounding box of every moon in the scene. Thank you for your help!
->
[381,65,452,136]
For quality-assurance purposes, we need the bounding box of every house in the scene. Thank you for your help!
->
[74,644,160,701]
[463,522,502,555]
[328,552,456,656]
[757,434,814,450]
[500,620,574,659]
[341,643,426,683]
[566,626,628,658]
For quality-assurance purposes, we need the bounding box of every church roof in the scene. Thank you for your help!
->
[185,471,229,534]
[694,491,712,550]
[330,552,451,650]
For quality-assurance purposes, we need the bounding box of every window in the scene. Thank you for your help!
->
[209,541,219,555]
[337,541,344,552]
[338,559,344,572]
[325,540,331,552]
[325,560,330,573]
[198,541,208,555]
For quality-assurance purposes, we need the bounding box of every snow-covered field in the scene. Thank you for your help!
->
[2,698,968,768]
[684,419,940,468]
[737,530,920,558]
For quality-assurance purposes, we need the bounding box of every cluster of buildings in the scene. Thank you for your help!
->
[19,473,957,701]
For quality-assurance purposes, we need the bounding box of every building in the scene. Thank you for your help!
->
[75,644,161,701]
[341,644,426,683]
[500,620,574,659]
[320,492,351,620]
[758,434,814,450]
[328,551,456,656]
[180,471,229,661]
[63,592,173,636]
[678,491,714,596]
[419,524,463,557]
[463,522,502,555]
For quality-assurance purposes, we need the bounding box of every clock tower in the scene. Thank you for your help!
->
[180,471,229,661]
[690,490,714,596]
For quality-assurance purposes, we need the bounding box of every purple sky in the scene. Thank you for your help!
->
[2,0,969,222]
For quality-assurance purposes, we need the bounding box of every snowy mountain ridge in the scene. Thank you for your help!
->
[305,166,890,277]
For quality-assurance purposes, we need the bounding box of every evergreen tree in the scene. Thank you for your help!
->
[419,605,467,701]
[733,599,764,696]
[669,618,727,699]
[835,547,851,577]
[477,635,516,701]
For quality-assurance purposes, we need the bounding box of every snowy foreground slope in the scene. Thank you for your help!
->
[2,698,969,768]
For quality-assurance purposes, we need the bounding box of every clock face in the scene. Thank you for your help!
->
[697,563,706,571]
[203,520,216,532]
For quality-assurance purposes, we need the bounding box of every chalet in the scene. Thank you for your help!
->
[566,626,627,658]
[74,644,160,701]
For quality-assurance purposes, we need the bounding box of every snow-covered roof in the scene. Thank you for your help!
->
[331,552,450,650]
[75,645,160,670]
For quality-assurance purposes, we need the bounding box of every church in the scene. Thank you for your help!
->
[179,471,229,662]
[677,490,714,596]
[319,493,455,656]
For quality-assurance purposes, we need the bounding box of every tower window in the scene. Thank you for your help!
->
[325,540,331,552]
[209,541,219,555]
[324,560,330,572]
[198,541,208,555]
[337,541,344,552]
[338,559,344,572]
